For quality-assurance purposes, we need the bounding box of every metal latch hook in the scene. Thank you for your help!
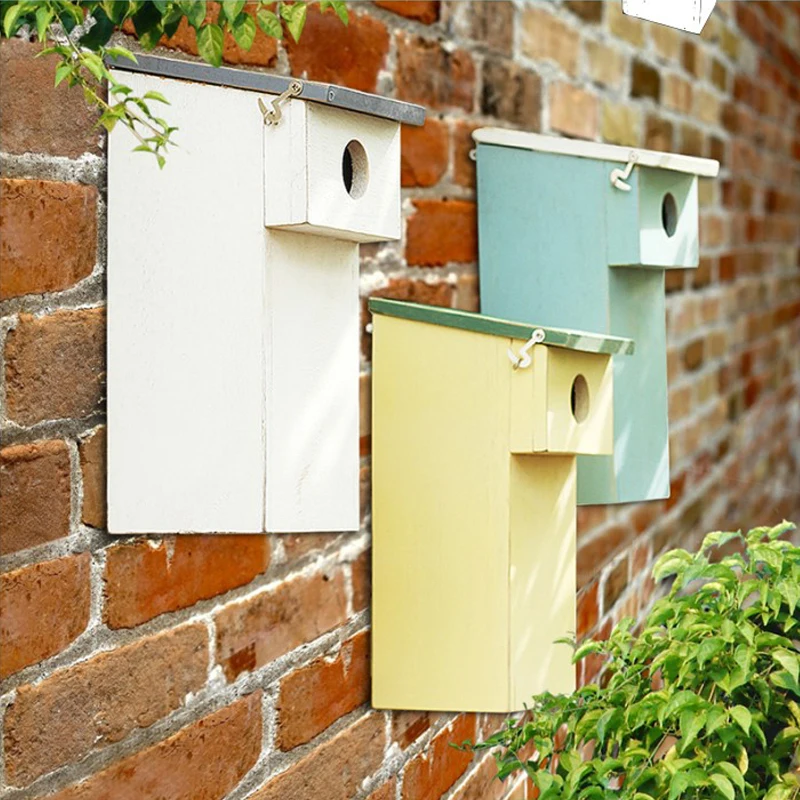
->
[508,329,546,370]
[610,152,639,192]
[259,80,303,126]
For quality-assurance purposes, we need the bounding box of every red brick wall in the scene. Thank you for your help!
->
[1,2,799,798]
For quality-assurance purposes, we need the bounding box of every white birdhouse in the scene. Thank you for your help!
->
[622,0,717,34]
[106,55,423,535]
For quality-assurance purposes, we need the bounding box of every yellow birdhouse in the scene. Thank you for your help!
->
[369,300,634,712]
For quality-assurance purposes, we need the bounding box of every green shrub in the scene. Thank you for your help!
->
[472,521,800,800]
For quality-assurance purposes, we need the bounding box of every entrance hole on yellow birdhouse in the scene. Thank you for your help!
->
[343,139,369,199]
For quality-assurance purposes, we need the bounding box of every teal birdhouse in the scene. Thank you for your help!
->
[474,131,719,505]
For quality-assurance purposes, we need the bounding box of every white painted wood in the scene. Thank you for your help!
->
[473,129,720,177]
[264,230,360,532]
[622,0,716,34]
[264,103,401,243]
[107,72,265,533]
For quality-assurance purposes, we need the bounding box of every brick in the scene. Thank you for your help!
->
[663,74,693,113]
[586,39,625,89]
[603,556,629,612]
[0,439,71,554]
[452,756,508,800]
[351,548,371,613]
[645,115,674,151]
[5,625,208,785]
[286,7,389,93]
[565,1,603,24]
[456,274,479,312]
[0,38,102,158]
[602,100,642,147]
[521,7,580,76]
[682,40,702,77]
[577,524,633,588]
[481,58,542,128]
[406,199,477,267]
[549,82,599,140]
[693,88,722,126]
[215,570,347,681]
[0,554,90,679]
[683,338,705,371]
[396,34,475,111]
[401,118,449,188]
[468,2,515,54]
[4,308,105,426]
[277,631,369,750]
[650,23,681,61]
[402,715,476,800]
[104,535,269,629]
[608,2,644,46]
[711,59,728,92]
[0,179,97,300]
[375,1,439,24]
[253,714,385,800]
[453,120,479,188]
[631,59,661,101]
[79,426,105,529]
[369,779,398,800]
[577,581,600,637]
[47,693,261,800]
[392,711,433,749]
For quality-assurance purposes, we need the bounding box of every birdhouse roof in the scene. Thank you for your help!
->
[106,53,426,126]
[369,300,635,355]
[473,129,719,177]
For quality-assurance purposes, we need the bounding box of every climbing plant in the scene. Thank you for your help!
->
[468,521,800,799]
[0,1,348,165]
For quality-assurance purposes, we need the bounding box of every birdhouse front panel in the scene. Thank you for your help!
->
[369,299,633,712]
[474,129,718,506]
[106,56,423,535]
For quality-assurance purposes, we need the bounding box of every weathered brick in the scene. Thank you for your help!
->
[452,756,509,800]
[402,715,476,800]
[0,554,90,678]
[455,274,479,312]
[0,179,97,300]
[369,779,398,800]
[4,624,208,785]
[663,74,693,114]
[392,711,434,749]
[603,556,629,612]
[406,199,477,267]
[631,59,661,101]
[401,118,449,188]
[586,39,625,89]
[482,58,542,128]
[104,535,269,629]
[468,2,515,54]
[521,7,580,76]
[215,570,347,681]
[0,38,102,158]
[375,1,439,24]
[79,426,105,529]
[683,338,705,371]
[46,694,261,800]
[286,7,389,93]
[577,581,600,637]
[577,524,633,589]
[650,23,681,61]
[549,82,599,140]
[396,34,475,111]
[4,308,105,426]
[253,714,385,800]
[602,100,642,147]
[351,548,371,613]
[565,1,603,24]
[0,439,71,554]
[645,115,674,151]
[276,631,369,750]
[608,2,644,46]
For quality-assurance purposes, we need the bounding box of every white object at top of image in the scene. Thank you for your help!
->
[622,0,717,34]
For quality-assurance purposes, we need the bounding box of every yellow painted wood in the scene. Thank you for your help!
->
[372,319,612,712]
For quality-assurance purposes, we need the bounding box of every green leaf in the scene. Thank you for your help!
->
[281,1,307,42]
[709,774,735,800]
[81,53,107,81]
[180,0,207,27]
[196,22,224,66]
[653,550,693,584]
[573,640,604,662]
[222,0,246,22]
[715,763,745,795]
[774,650,800,684]
[320,0,348,24]
[103,0,131,23]
[80,7,115,48]
[764,784,793,800]
[256,7,281,37]
[54,61,74,87]
[231,12,256,49]
[729,706,751,735]
[35,5,52,41]
[679,710,705,753]
[697,637,725,667]
[143,90,170,104]
[767,521,796,540]
[701,530,740,552]
[105,46,138,63]
[132,2,165,50]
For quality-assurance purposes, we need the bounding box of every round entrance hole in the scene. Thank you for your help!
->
[571,375,590,423]
[342,140,369,199]
[662,192,678,238]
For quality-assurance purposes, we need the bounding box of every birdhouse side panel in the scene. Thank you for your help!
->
[509,454,577,707]
[371,317,512,711]
[107,72,266,533]
[263,229,360,532]
[476,146,611,333]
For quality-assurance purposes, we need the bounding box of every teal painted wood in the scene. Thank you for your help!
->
[476,142,697,505]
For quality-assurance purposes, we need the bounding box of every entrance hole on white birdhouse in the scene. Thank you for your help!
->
[571,375,590,423]
[662,193,678,238]
[342,140,369,199]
